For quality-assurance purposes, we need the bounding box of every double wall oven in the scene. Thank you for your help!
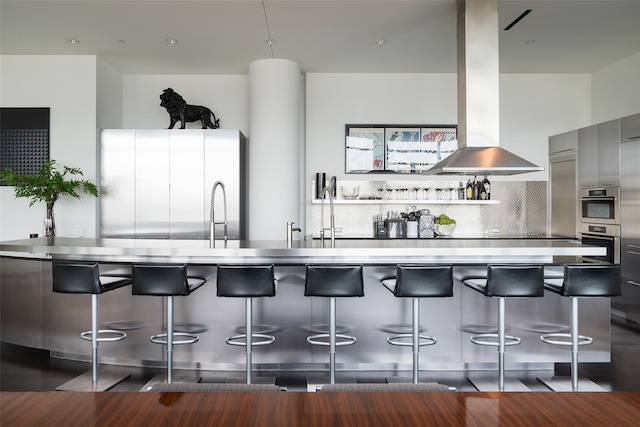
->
[579,187,620,264]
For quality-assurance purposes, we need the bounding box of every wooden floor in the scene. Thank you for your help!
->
[3,390,640,426]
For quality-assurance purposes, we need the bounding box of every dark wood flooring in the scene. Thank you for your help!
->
[2,316,640,392]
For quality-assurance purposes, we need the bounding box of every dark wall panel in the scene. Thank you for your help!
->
[0,108,50,183]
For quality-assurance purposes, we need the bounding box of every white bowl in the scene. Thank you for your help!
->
[435,223,456,236]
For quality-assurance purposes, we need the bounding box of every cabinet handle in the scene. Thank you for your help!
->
[627,250,640,256]
[628,281,640,287]
[627,245,640,250]
[626,135,640,141]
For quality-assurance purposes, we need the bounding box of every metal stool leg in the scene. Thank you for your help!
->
[571,296,579,390]
[167,296,174,383]
[246,298,253,384]
[330,297,336,385]
[412,298,420,384]
[498,297,506,392]
[91,294,99,383]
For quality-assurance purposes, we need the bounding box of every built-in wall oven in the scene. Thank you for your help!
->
[580,187,620,225]
[579,222,620,264]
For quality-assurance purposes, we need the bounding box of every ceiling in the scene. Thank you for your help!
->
[2,0,640,75]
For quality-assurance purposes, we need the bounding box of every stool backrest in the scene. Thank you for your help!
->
[395,265,453,298]
[485,264,544,297]
[132,264,191,296]
[216,265,276,297]
[52,261,101,294]
[563,264,621,297]
[304,265,364,297]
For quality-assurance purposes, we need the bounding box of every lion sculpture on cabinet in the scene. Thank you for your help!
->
[159,88,220,129]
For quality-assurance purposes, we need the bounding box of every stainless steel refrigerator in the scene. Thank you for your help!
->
[616,113,640,322]
[100,129,246,240]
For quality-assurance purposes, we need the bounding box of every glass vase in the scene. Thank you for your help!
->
[44,204,56,237]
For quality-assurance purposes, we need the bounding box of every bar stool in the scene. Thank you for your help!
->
[132,264,205,385]
[382,265,453,384]
[464,264,544,391]
[539,263,621,392]
[216,265,277,384]
[304,265,364,384]
[52,260,132,391]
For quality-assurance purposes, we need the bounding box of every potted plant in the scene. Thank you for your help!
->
[0,160,98,237]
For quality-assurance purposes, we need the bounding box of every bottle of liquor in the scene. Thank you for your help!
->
[465,179,473,200]
[479,180,487,200]
[482,176,491,200]
[472,175,479,200]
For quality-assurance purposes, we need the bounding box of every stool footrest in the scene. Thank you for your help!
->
[541,332,593,346]
[150,332,199,345]
[225,333,276,347]
[387,333,436,347]
[307,333,356,347]
[80,329,126,343]
[470,333,521,347]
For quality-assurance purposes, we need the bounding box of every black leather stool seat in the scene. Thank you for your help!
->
[216,265,277,384]
[132,264,205,386]
[382,265,453,384]
[132,264,205,296]
[304,265,364,385]
[52,261,132,391]
[217,265,276,298]
[543,263,621,297]
[304,265,364,297]
[540,263,620,391]
[53,261,131,294]
[464,264,544,392]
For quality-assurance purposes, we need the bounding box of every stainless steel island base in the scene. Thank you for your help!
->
[1,237,609,373]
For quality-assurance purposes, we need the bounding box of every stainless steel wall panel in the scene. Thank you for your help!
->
[204,130,246,240]
[169,130,205,239]
[100,129,246,240]
[135,130,170,239]
[100,130,135,238]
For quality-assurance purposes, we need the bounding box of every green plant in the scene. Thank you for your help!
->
[434,213,456,225]
[0,160,98,237]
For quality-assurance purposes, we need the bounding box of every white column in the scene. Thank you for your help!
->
[249,59,301,240]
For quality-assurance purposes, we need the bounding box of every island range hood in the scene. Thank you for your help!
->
[425,0,543,176]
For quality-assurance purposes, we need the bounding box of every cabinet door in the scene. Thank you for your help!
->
[620,113,640,144]
[549,129,577,156]
[578,125,598,187]
[597,119,620,186]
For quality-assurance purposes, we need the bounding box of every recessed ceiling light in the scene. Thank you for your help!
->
[65,38,79,44]
[376,39,386,45]
[117,39,126,44]
[265,38,276,45]
[525,39,536,45]
[166,38,178,44]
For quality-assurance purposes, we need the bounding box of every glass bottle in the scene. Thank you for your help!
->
[465,179,473,200]
[472,175,479,200]
[482,176,491,200]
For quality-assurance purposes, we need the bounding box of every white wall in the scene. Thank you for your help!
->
[592,52,640,123]
[122,75,249,134]
[1,56,98,241]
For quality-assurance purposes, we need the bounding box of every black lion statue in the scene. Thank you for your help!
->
[159,88,220,129]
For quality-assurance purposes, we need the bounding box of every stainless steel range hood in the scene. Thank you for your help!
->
[425,0,543,176]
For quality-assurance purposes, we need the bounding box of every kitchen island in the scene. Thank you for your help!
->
[1,237,608,373]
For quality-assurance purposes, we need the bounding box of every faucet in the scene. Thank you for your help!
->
[320,185,335,248]
[209,181,228,248]
[287,222,302,248]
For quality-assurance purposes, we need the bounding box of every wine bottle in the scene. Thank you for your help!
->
[465,179,473,200]
[479,181,487,200]
[482,176,491,200]
[472,175,479,200]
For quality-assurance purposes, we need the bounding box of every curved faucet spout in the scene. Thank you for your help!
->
[320,185,335,248]
[210,181,228,248]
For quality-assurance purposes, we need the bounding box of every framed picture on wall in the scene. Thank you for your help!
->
[345,124,457,173]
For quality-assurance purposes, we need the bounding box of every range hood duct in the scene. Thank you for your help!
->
[425,0,543,176]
